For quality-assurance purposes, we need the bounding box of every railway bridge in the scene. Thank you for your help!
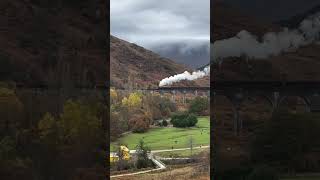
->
[14,81,320,136]
[115,86,210,104]
[213,81,320,135]
[132,81,320,135]
[155,86,210,104]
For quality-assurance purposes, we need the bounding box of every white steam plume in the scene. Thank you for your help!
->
[159,66,210,87]
[159,12,320,87]
[212,12,320,61]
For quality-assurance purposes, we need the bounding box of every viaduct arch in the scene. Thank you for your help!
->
[213,81,320,135]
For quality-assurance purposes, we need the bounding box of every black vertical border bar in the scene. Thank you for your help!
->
[210,0,215,179]
[103,0,111,179]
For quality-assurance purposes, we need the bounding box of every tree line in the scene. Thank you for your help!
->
[0,84,105,180]
[110,88,210,140]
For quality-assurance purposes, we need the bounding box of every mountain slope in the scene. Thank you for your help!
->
[212,1,280,42]
[277,4,320,28]
[0,0,107,88]
[111,35,198,88]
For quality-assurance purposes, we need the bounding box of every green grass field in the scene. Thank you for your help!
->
[111,116,210,151]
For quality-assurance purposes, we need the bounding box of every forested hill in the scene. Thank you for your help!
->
[110,35,206,88]
[0,0,107,88]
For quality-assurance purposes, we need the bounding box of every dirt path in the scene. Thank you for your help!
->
[112,164,210,180]
[110,146,210,178]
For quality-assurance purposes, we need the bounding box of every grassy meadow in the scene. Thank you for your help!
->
[111,116,210,151]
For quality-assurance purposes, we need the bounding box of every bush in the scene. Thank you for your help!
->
[189,97,209,115]
[162,120,168,127]
[171,112,198,128]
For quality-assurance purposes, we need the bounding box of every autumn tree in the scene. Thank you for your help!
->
[143,93,176,121]
[36,112,63,179]
[128,110,151,133]
[0,136,34,180]
[0,87,24,136]
[112,91,176,134]
[38,113,57,139]
[120,92,143,130]
[110,87,118,104]
[59,100,104,153]
[35,100,105,179]
[122,92,142,108]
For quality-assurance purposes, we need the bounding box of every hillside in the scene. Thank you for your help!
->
[212,1,320,81]
[211,1,280,42]
[0,0,107,88]
[277,4,320,28]
[0,0,208,89]
[110,35,209,88]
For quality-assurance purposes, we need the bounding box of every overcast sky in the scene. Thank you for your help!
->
[224,0,320,21]
[110,0,210,68]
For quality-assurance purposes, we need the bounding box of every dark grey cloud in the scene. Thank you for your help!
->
[111,0,210,68]
[223,0,320,22]
[150,40,210,68]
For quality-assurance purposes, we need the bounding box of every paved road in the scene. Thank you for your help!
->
[110,154,165,178]
[110,146,209,178]
[128,145,210,154]
[152,145,210,153]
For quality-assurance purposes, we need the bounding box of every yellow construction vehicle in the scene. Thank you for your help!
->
[110,145,131,163]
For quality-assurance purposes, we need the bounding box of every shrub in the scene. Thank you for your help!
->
[171,112,198,128]
[162,120,168,127]
[156,121,162,127]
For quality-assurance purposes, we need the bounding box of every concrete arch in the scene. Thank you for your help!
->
[238,95,274,133]
[241,94,274,109]
[213,94,237,112]
[278,95,311,113]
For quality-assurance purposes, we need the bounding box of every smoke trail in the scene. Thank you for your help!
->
[212,12,320,61]
[159,12,320,86]
[159,66,210,87]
